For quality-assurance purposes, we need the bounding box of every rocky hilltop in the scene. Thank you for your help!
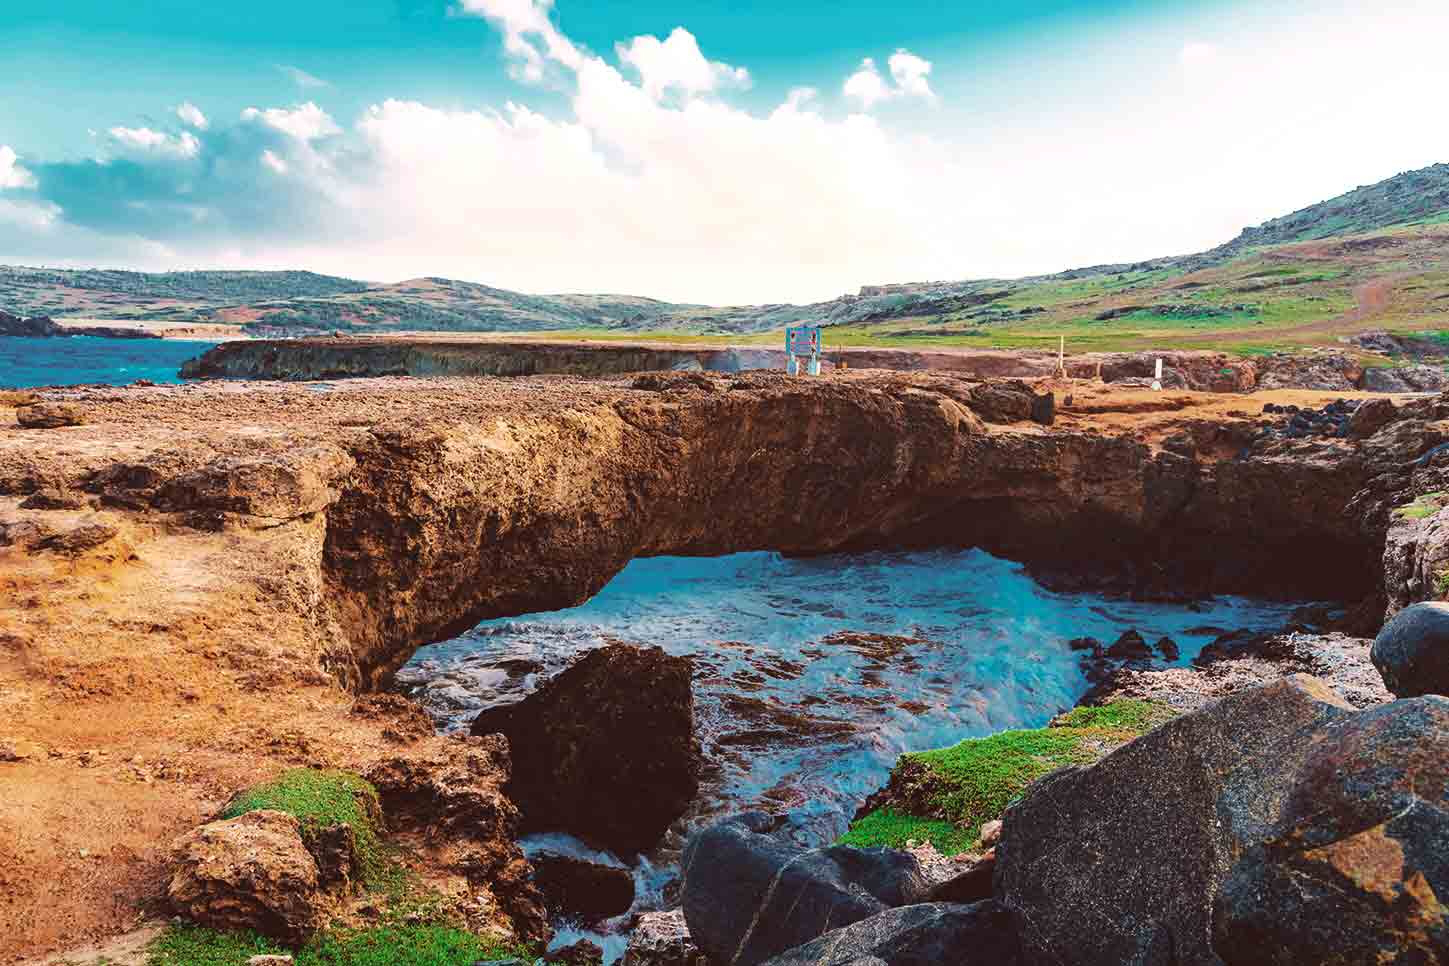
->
[5,371,1449,960]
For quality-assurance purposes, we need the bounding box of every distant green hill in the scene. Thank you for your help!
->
[4,162,1449,353]
[1221,163,1449,251]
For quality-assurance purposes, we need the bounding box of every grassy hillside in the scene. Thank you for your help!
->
[4,162,1449,353]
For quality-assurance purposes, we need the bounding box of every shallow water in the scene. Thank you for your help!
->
[399,549,1309,958]
[0,336,216,388]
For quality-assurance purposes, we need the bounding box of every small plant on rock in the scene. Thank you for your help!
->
[221,768,386,884]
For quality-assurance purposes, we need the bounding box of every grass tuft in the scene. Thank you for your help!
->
[840,700,1175,853]
[221,769,385,884]
[149,924,532,966]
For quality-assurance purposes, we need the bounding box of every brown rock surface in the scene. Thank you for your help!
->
[167,810,327,942]
[17,401,86,428]
[364,734,549,941]
[0,372,1439,959]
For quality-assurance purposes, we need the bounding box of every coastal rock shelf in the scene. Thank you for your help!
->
[181,336,1388,392]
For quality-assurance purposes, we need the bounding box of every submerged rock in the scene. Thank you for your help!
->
[995,675,1354,966]
[167,810,327,943]
[760,901,1020,966]
[1372,601,1449,697]
[470,642,699,855]
[682,811,930,966]
[1214,696,1449,964]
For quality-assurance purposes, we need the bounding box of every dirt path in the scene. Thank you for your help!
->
[1192,272,1409,345]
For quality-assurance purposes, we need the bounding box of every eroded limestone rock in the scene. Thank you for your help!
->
[16,402,85,429]
[167,810,326,943]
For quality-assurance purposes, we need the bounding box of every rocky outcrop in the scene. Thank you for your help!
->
[1085,630,1391,712]
[364,734,549,941]
[469,643,699,855]
[622,909,710,966]
[167,810,328,943]
[681,811,931,966]
[1214,697,1449,964]
[760,901,1020,966]
[995,676,1354,966]
[1372,601,1449,697]
[17,402,85,428]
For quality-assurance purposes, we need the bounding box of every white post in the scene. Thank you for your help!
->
[1152,358,1163,391]
[1058,336,1065,377]
[787,354,800,376]
[807,355,821,377]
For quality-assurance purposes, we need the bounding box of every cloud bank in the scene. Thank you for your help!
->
[4,0,1449,304]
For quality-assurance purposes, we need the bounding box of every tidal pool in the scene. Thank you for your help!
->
[398,548,1309,959]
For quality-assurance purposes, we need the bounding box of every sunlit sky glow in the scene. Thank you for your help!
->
[1,0,1446,304]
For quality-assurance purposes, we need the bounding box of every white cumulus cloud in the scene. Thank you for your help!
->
[176,101,209,130]
[260,149,289,174]
[241,102,341,141]
[107,127,201,158]
[844,50,935,109]
[456,0,583,83]
[0,145,36,189]
[616,27,750,102]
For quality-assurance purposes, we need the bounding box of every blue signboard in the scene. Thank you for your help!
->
[786,325,821,355]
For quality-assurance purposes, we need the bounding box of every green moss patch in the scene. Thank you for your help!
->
[1393,492,1448,521]
[837,808,977,854]
[149,924,531,966]
[842,700,1176,854]
[221,769,385,884]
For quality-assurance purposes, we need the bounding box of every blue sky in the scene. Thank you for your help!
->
[2,0,1447,303]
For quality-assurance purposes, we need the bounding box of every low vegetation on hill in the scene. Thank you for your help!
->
[5,163,1449,354]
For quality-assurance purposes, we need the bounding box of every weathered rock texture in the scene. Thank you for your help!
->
[995,676,1354,966]
[622,909,711,966]
[681,811,930,966]
[759,901,1020,966]
[167,810,327,943]
[364,734,549,941]
[17,402,86,428]
[1213,696,1449,965]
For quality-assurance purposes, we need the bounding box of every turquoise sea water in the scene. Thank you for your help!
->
[401,548,1309,959]
[0,336,216,388]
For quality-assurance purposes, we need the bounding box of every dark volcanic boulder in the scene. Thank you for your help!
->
[994,675,1354,966]
[682,812,931,966]
[470,643,698,854]
[760,901,1021,966]
[1372,601,1449,697]
[530,851,635,921]
[1213,696,1449,965]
